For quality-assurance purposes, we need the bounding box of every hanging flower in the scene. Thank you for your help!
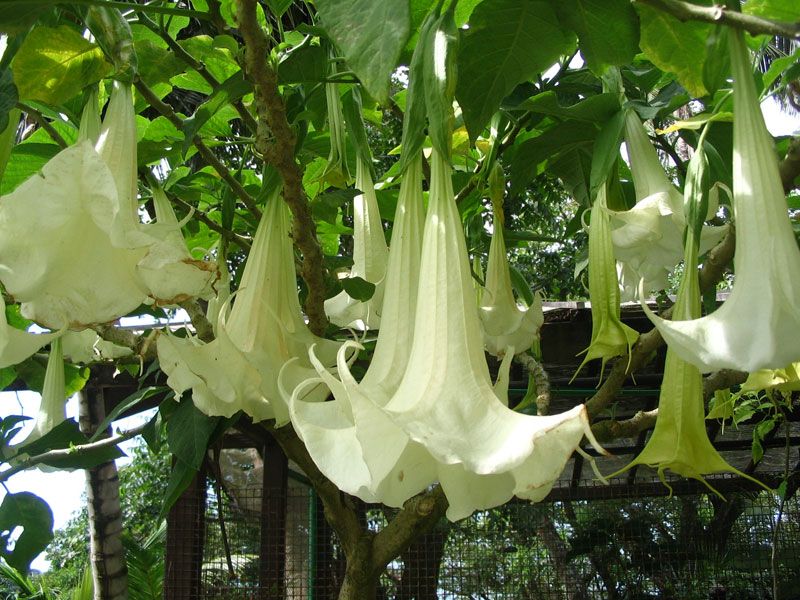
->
[574,186,639,380]
[137,186,218,305]
[16,338,66,446]
[381,149,604,519]
[159,189,342,424]
[478,208,544,357]
[642,31,800,373]
[612,200,766,494]
[61,329,132,364]
[324,156,389,330]
[0,297,59,368]
[285,155,432,506]
[0,82,216,329]
[611,110,727,298]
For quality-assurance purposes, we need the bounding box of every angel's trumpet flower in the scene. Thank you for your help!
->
[478,207,543,357]
[159,189,341,424]
[0,82,214,328]
[0,297,59,368]
[741,362,800,394]
[137,187,217,304]
[61,329,132,364]
[381,149,604,519]
[324,157,388,329]
[643,31,800,373]
[17,338,66,446]
[611,110,727,298]
[574,187,639,380]
[285,156,435,506]
[611,212,765,494]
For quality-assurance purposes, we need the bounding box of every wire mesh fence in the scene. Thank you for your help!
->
[164,468,800,600]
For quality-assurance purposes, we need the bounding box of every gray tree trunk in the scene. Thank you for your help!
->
[78,388,129,600]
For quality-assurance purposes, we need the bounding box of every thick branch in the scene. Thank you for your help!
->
[0,424,145,483]
[179,299,215,343]
[134,78,262,219]
[635,0,800,40]
[235,0,328,336]
[372,487,448,572]
[592,409,659,443]
[586,228,736,418]
[515,353,551,415]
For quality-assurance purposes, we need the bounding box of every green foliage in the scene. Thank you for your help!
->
[0,493,53,575]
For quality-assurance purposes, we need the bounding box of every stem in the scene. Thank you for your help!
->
[635,0,800,39]
[0,424,146,483]
[17,103,67,149]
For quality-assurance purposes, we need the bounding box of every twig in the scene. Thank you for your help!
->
[134,78,262,219]
[236,0,328,336]
[179,299,216,343]
[168,193,252,253]
[0,424,146,483]
[635,0,800,40]
[18,103,67,149]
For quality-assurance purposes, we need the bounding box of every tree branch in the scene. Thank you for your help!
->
[179,299,216,343]
[134,78,262,219]
[635,0,800,40]
[235,0,329,336]
[18,103,67,149]
[0,424,146,483]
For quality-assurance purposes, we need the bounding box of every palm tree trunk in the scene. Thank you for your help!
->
[78,387,129,600]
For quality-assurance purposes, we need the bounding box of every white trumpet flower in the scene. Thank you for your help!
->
[324,157,389,330]
[286,156,432,506]
[643,32,800,373]
[0,82,215,328]
[0,297,59,368]
[611,110,727,297]
[382,149,604,518]
[479,217,543,357]
[159,189,341,424]
[17,338,66,446]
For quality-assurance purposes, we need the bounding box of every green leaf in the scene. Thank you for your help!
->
[556,0,639,74]
[636,3,710,97]
[743,0,800,22]
[182,71,251,154]
[589,109,626,196]
[316,0,410,103]
[510,121,597,195]
[0,5,44,34]
[277,44,327,84]
[340,276,376,301]
[0,492,53,574]
[0,68,18,134]
[90,386,167,442]
[515,91,620,122]
[267,0,295,17]
[509,266,535,306]
[11,25,111,105]
[166,398,220,469]
[0,367,16,391]
[158,458,198,520]
[456,0,572,140]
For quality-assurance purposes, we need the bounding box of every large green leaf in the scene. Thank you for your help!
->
[0,142,60,194]
[456,0,572,140]
[0,492,53,574]
[555,0,639,74]
[743,0,800,22]
[316,0,410,103]
[516,91,620,122]
[11,25,111,105]
[0,68,18,134]
[636,3,711,97]
[165,398,219,469]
